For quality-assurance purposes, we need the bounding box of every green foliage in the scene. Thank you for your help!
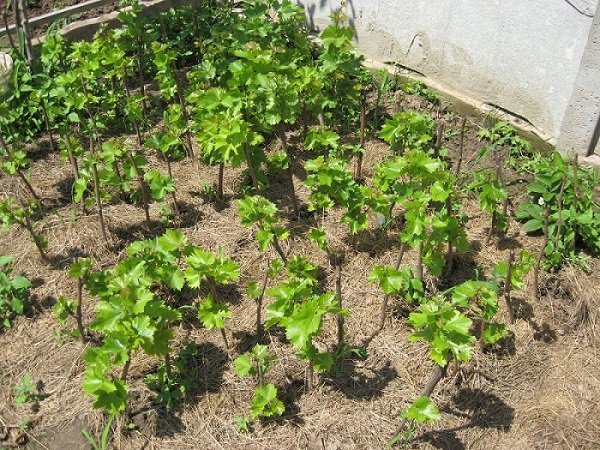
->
[317,15,367,128]
[52,296,76,325]
[450,280,507,345]
[145,132,186,161]
[401,395,441,424]
[125,229,187,291]
[250,383,285,418]
[492,250,535,290]
[409,295,475,366]
[0,58,43,143]
[237,195,289,252]
[308,227,329,253]
[478,121,532,167]
[304,154,371,234]
[304,128,341,154]
[515,152,600,270]
[83,230,189,414]
[0,255,30,329]
[264,257,344,374]
[69,257,95,279]
[234,344,284,430]
[184,245,239,288]
[469,169,508,234]
[379,110,435,153]
[197,295,231,330]
[81,414,115,450]
[151,41,178,100]
[0,198,48,256]
[402,81,440,105]
[0,146,31,176]
[280,292,345,373]
[373,149,468,276]
[14,373,43,405]
[234,344,274,378]
[368,266,424,302]
[145,343,203,410]
[74,138,172,213]
[197,110,263,168]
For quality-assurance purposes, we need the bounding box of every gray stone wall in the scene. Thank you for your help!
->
[298,0,600,156]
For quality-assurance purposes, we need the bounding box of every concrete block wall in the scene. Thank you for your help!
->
[298,0,600,157]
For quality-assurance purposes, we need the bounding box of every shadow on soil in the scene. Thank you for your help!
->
[48,246,91,270]
[134,342,228,438]
[325,356,397,400]
[416,388,515,449]
[274,378,305,427]
[510,296,557,343]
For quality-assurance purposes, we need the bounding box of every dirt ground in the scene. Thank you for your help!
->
[2,0,120,37]
[0,91,599,450]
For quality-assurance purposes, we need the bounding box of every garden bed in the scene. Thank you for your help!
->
[0,2,599,449]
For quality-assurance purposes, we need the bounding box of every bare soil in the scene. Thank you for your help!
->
[2,0,120,37]
[0,91,599,450]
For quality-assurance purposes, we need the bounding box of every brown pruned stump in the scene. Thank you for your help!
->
[220,327,231,360]
[335,259,345,348]
[272,234,288,266]
[433,119,445,158]
[479,320,486,353]
[416,241,424,281]
[80,78,110,244]
[16,170,41,203]
[137,36,148,114]
[17,0,33,65]
[121,357,131,381]
[364,243,407,347]
[276,124,300,217]
[306,362,314,392]
[503,249,515,324]
[216,162,224,201]
[453,117,467,178]
[354,101,366,181]
[533,206,550,302]
[243,142,259,190]
[390,364,448,442]
[75,278,86,343]
[255,257,270,337]
[554,175,567,250]
[165,159,181,221]
[164,352,172,380]
[40,101,56,153]
[127,153,151,227]
[444,197,455,277]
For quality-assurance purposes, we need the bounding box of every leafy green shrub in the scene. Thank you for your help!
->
[516,152,600,270]
[478,121,532,167]
[0,255,31,329]
[234,344,284,431]
[14,373,43,405]
[380,111,435,154]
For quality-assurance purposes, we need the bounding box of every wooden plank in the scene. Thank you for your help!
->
[0,0,117,37]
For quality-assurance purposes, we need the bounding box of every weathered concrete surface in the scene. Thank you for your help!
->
[557,6,600,156]
[297,0,598,144]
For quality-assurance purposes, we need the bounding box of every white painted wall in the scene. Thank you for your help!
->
[298,0,598,149]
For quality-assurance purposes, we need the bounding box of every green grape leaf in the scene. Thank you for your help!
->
[401,396,441,424]
[197,296,231,330]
